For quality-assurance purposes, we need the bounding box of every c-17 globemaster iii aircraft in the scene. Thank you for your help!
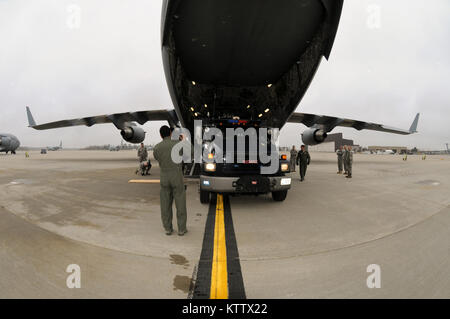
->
[0,133,20,154]
[26,0,420,202]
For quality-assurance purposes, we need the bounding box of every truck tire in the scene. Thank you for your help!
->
[200,189,210,204]
[272,190,288,202]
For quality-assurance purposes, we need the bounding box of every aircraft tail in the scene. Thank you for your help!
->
[26,106,37,127]
[409,113,420,133]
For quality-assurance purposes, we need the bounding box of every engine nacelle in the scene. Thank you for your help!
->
[120,126,146,144]
[301,128,328,146]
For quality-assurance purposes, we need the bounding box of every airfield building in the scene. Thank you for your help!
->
[308,133,355,152]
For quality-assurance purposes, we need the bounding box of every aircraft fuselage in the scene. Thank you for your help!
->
[161,0,344,134]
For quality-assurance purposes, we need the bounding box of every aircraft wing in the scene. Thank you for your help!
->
[26,106,178,130]
[287,112,420,135]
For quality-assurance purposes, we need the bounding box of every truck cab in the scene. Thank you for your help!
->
[198,119,291,203]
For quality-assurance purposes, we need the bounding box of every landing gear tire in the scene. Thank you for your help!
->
[200,189,210,204]
[272,190,288,202]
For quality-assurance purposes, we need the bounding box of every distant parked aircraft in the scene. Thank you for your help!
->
[0,133,20,154]
[47,141,62,151]
[377,150,395,155]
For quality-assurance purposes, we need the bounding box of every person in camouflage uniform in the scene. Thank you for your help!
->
[290,145,297,172]
[336,145,344,174]
[343,145,349,175]
[345,146,353,178]
[137,143,151,176]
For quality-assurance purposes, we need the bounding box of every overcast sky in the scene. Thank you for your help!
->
[0,0,449,150]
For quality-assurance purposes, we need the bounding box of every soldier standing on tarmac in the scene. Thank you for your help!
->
[345,146,353,179]
[336,145,344,174]
[296,145,311,182]
[290,145,297,172]
[343,145,349,175]
[153,126,188,236]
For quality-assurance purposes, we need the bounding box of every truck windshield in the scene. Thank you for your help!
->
[210,122,278,164]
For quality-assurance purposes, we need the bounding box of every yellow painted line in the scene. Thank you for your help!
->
[210,194,228,299]
[128,179,160,184]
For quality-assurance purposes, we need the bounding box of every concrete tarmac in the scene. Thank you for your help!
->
[0,150,448,298]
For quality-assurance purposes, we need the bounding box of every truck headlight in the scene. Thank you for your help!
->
[280,163,289,172]
[205,163,216,172]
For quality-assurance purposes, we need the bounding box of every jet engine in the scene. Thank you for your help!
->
[120,126,146,144]
[301,128,328,146]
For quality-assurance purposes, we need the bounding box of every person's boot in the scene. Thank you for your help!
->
[165,229,173,236]
[178,229,188,236]
[346,175,352,178]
